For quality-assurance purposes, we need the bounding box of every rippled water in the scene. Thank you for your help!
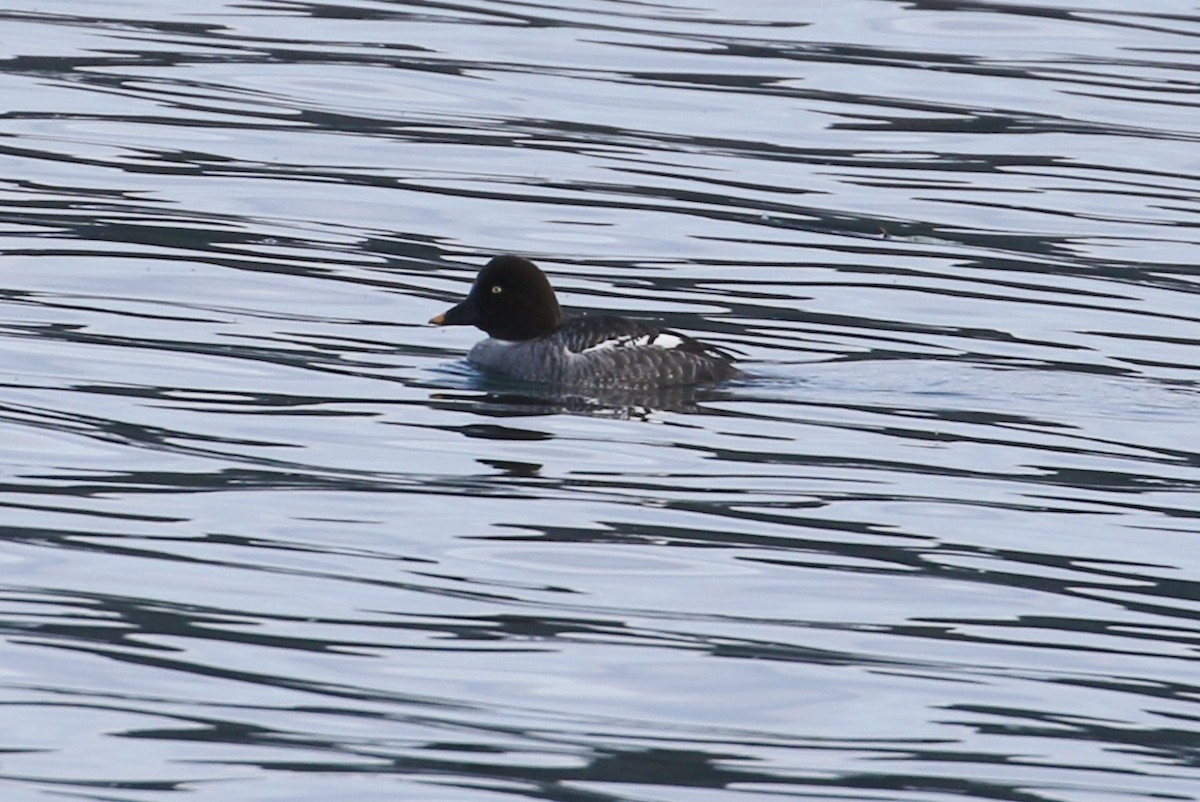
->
[2,1,1198,800]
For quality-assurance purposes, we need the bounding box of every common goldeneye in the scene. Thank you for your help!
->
[429,255,738,387]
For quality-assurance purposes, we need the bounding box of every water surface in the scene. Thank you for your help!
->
[1,1,1198,801]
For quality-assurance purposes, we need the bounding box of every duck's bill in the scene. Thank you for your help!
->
[429,297,478,327]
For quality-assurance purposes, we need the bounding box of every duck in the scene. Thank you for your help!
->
[429,255,738,387]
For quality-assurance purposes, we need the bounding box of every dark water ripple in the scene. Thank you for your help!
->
[1,1,1199,801]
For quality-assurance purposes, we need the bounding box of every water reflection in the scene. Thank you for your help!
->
[427,381,745,419]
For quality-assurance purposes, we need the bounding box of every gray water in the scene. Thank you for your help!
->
[1,1,1198,801]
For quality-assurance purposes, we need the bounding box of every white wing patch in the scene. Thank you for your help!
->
[581,331,684,354]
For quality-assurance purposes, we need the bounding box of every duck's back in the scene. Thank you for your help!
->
[468,315,738,388]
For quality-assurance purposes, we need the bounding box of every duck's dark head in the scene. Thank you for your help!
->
[430,255,563,341]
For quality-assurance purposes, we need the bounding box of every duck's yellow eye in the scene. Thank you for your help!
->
[491,285,503,294]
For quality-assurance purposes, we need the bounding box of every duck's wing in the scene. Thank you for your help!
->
[559,315,729,356]
[557,315,739,386]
